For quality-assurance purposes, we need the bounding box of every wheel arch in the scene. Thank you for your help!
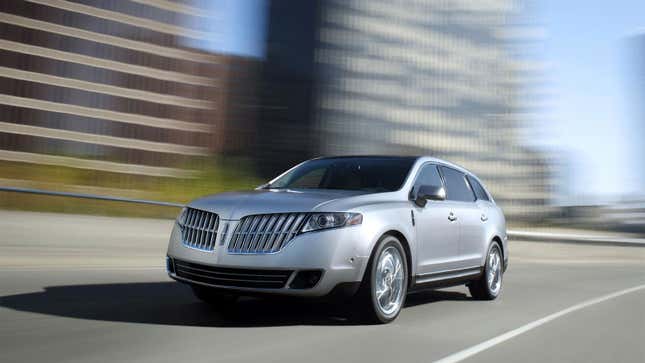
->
[489,235,507,272]
[381,230,414,288]
[491,235,504,259]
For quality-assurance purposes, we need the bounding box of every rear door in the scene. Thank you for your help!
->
[438,166,484,269]
[465,175,495,264]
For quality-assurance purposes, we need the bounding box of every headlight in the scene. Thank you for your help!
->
[177,207,187,226]
[301,212,363,233]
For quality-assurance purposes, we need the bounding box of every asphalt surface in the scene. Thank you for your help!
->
[1,210,644,363]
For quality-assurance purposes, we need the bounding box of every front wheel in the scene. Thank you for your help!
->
[468,241,503,300]
[354,235,408,324]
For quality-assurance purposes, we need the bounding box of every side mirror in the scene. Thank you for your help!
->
[414,185,446,207]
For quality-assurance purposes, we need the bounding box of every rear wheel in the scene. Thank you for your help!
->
[191,285,239,309]
[354,235,408,324]
[468,241,503,300]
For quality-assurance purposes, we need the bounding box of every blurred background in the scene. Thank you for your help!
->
[0,0,643,233]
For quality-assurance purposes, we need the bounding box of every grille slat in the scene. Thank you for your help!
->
[177,264,287,279]
[201,215,207,248]
[284,213,307,250]
[257,215,278,252]
[174,259,292,289]
[265,214,287,251]
[228,213,309,254]
[211,215,221,248]
[201,213,209,248]
[204,214,211,247]
[199,213,205,247]
[241,216,260,251]
[203,214,211,248]
[196,212,203,248]
[207,214,216,246]
[249,216,270,251]
[177,269,286,284]
[272,213,295,251]
[179,208,219,251]
[233,216,251,251]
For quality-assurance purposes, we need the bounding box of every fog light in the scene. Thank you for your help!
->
[166,256,175,274]
[289,270,323,289]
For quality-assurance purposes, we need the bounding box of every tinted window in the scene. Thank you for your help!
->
[412,164,443,196]
[466,175,490,201]
[439,166,475,202]
[268,157,416,192]
[288,167,326,188]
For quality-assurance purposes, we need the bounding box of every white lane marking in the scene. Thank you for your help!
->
[433,284,645,363]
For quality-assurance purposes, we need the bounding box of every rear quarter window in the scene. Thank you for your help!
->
[466,175,490,201]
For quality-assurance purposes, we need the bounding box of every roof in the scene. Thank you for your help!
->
[314,155,421,161]
[313,155,473,174]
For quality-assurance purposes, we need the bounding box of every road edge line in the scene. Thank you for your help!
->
[432,283,645,363]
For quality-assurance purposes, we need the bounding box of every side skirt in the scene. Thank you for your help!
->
[410,266,483,291]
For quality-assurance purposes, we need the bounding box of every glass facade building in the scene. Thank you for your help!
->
[256,0,552,220]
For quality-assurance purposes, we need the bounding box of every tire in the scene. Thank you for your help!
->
[191,285,239,310]
[353,235,408,324]
[468,241,503,300]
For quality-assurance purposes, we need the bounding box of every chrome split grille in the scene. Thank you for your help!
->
[228,213,309,254]
[179,208,219,251]
[173,259,292,289]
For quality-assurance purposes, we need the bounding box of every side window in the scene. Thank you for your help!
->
[412,164,443,197]
[439,166,475,202]
[466,175,490,201]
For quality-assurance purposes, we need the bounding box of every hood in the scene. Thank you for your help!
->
[188,189,368,220]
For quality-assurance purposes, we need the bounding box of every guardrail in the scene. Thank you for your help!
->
[2,185,644,246]
[0,186,184,208]
[507,230,645,247]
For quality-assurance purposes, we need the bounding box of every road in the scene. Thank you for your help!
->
[1,210,644,363]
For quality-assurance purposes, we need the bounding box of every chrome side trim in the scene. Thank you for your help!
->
[414,266,482,285]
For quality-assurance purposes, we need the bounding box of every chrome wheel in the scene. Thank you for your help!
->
[487,245,502,296]
[374,246,405,317]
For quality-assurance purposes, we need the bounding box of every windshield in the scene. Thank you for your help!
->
[266,157,417,192]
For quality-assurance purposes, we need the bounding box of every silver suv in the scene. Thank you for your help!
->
[166,156,508,323]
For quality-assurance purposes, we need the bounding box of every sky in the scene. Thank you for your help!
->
[536,0,644,203]
[193,0,267,57]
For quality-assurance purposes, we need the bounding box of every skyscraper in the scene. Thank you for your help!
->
[0,0,258,179]
[253,0,552,220]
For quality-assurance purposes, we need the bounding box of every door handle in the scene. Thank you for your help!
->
[448,212,457,221]
[481,214,488,222]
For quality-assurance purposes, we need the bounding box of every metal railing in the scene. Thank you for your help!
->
[1,185,644,246]
[0,186,184,208]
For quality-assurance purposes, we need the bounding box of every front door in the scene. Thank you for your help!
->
[411,164,461,275]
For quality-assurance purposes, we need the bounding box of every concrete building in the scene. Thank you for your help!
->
[0,0,259,179]
[254,0,552,221]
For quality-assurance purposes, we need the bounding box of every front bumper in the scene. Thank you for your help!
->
[166,222,369,297]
